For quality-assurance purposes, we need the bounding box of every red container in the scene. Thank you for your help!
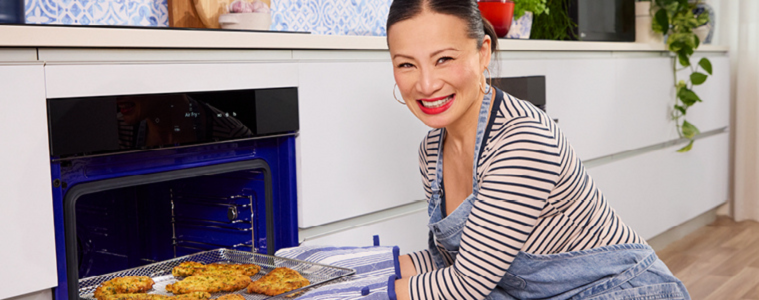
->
[477,0,515,38]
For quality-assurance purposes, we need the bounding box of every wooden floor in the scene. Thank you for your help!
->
[657,216,759,299]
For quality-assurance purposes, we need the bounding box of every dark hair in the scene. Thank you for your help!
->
[386,0,498,53]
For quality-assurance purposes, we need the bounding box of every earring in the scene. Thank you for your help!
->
[479,67,492,94]
[393,84,406,105]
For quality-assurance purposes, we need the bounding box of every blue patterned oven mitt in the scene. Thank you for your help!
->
[275,243,402,300]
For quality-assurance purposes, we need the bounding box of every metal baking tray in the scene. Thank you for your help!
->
[78,249,356,300]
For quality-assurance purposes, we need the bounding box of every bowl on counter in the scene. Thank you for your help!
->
[477,0,515,38]
[218,12,272,31]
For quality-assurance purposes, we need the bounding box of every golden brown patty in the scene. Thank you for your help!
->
[171,262,261,277]
[204,263,261,276]
[214,295,245,300]
[94,276,155,300]
[166,275,251,294]
[100,294,170,300]
[170,292,212,300]
[246,267,310,296]
[172,262,206,277]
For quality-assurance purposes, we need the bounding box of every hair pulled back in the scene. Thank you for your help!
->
[386,0,498,53]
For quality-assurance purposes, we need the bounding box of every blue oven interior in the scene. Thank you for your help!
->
[47,88,299,300]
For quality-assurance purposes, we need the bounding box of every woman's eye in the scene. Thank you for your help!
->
[398,63,414,68]
[436,57,453,64]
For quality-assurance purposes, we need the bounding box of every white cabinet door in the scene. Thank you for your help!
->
[297,61,430,227]
[493,54,730,161]
[300,209,429,253]
[587,132,729,239]
[45,62,298,98]
[0,64,58,299]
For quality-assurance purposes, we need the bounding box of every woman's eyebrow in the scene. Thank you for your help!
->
[392,53,415,60]
[430,47,458,57]
[392,47,459,60]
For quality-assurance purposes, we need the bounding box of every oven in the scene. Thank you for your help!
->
[47,86,300,300]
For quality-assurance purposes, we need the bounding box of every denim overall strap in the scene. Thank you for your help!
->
[471,86,493,191]
[426,87,494,268]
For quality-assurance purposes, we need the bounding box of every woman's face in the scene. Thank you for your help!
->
[388,10,491,129]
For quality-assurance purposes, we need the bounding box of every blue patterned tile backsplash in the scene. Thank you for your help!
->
[24,0,391,35]
[25,0,169,26]
[271,0,391,35]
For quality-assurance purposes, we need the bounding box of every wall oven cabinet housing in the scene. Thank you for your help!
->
[45,63,300,300]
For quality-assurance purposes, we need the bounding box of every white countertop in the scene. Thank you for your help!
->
[0,25,729,52]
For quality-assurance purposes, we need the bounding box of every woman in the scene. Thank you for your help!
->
[385,0,690,299]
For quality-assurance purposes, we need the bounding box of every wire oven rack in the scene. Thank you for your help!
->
[78,249,356,300]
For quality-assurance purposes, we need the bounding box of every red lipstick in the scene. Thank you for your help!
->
[417,94,455,115]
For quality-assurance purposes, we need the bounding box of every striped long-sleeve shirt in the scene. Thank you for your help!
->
[406,89,644,300]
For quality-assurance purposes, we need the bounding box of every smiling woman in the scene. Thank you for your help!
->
[384,1,692,300]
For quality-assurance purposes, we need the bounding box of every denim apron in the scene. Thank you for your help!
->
[425,88,690,300]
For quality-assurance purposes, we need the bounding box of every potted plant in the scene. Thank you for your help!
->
[530,0,576,40]
[506,0,548,39]
[651,0,710,152]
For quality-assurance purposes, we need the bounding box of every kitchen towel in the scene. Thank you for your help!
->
[275,245,399,299]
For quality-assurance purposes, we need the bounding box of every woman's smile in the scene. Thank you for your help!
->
[417,94,455,115]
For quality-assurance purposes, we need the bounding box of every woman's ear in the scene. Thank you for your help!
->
[479,36,492,70]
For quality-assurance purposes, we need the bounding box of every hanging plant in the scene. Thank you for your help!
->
[651,0,710,152]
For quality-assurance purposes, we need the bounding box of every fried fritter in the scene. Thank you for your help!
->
[166,275,251,294]
[100,294,170,300]
[204,263,261,276]
[246,267,309,296]
[215,295,245,300]
[171,262,261,277]
[94,276,155,300]
[170,292,211,300]
[173,262,206,277]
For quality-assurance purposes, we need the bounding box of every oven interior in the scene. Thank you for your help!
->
[75,169,268,279]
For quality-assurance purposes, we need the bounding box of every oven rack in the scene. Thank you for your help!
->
[78,249,356,300]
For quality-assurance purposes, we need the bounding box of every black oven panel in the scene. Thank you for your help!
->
[48,88,299,157]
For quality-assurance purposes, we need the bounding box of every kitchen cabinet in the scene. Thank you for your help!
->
[0,63,58,299]
[492,54,730,161]
[588,132,729,239]
[297,61,430,227]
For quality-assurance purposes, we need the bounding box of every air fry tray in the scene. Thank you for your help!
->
[78,249,356,300]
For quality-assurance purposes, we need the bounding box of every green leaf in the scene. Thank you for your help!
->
[655,9,669,35]
[696,12,710,26]
[674,105,687,115]
[694,33,700,49]
[677,140,694,152]
[699,58,713,75]
[684,44,694,56]
[691,72,708,85]
[681,120,700,139]
[678,52,691,67]
[678,88,701,106]
[668,40,682,52]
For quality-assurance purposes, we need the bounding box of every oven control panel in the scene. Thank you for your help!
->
[47,87,299,157]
